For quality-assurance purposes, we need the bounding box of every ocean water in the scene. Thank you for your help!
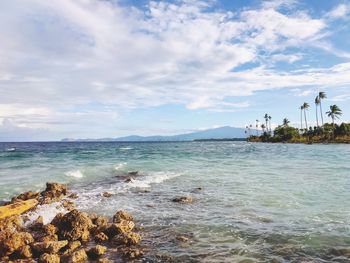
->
[0,141,350,262]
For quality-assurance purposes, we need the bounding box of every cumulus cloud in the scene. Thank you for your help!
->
[0,0,349,139]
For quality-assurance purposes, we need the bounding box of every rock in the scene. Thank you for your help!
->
[0,231,34,257]
[330,247,350,257]
[29,216,44,231]
[11,191,40,203]
[39,234,58,242]
[112,232,141,246]
[121,247,143,259]
[68,193,78,199]
[92,216,108,227]
[0,199,38,219]
[50,213,64,227]
[62,241,81,255]
[176,235,190,242]
[124,177,134,183]
[172,196,193,204]
[87,245,107,259]
[41,183,67,204]
[94,232,109,243]
[32,240,68,254]
[0,215,22,232]
[112,210,133,223]
[61,248,87,263]
[55,210,93,241]
[61,200,75,211]
[39,253,60,263]
[97,258,113,263]
[43,224,57,236]
[102,192,112,198]
[16,245,33,258]
[106,221,135,237]
[128,171,139,176]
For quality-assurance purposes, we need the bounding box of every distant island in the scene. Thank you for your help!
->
[62,126,253,142]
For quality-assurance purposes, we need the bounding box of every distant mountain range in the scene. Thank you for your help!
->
[62,126,250,142]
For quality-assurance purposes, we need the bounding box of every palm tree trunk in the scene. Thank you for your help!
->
[315,105,319,127]
[300,109,303,130]
[320,101,324,126]
[304,109,308,131]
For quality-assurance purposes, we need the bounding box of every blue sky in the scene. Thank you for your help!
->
[0,0,350,141]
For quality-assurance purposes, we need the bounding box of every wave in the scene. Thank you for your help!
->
[23,202,67,225]
[119,147,133,151]
[6,147,16,152]
[114,162,127,170]
[125,171,181,189]
[65,169,84,178]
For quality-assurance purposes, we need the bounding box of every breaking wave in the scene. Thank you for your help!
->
[65,169,84,178]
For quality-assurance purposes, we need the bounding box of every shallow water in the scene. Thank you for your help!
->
[0,141,350,262]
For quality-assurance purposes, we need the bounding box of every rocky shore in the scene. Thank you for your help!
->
[0,182,143,262]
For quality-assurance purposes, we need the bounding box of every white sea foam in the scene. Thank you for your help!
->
[119,147,133,150]
[23,202,68,225]
[6,147,16,152]
[125,171,181,189]
[65,169,84,178]
[114,162,127,170]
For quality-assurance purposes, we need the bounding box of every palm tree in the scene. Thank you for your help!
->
[264,114,269,133]
[261,124,266,133]
[326,105,342,132]
[283,118,290,127]
[315,96,320,127]
[302,102,309,130]
[256,120,259,136]
[268,115,272,134]
[300,105,304,130]
[318,91,326,126]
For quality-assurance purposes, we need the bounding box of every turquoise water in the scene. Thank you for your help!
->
[0,141,350,262]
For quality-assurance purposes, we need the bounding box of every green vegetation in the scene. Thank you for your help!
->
[247,92,350,144]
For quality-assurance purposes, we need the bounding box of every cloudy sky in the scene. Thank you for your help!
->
[0,0,350,141]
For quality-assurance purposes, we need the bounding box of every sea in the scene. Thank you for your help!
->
[0,141,349,262]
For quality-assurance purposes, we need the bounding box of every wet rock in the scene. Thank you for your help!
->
[93,216,108,228]
[61,200,75,211]
[121,247,143,259]
[61,248,87,263]
[50,213,64,227]
[330,247,350,257]
[106,221,135,237]
[39,253,60,263]
[94,232,109,243]
[55,210,93,241]
[29,216,44,231]
[39,234,59,242]
[176,235,190,242]
[0,215,22,232]
[0,231,34,257]
[112,210,133,223]
[62,241,81,255]
[16,245,33,258]
[112,232,141,246]
[32,240,68,254]
[11,191,40,203]
[44,224,57,236]
[128,171,139,176]
[68,193,78,199]
[172,196,193,204]
[124,177,134,183]
[102,192,112,198]
[97,258,113,263]
[87,245,107,259]
[41,183,67,204]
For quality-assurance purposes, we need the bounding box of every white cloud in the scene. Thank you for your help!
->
[0,0,349,139]
[327,3,350,19]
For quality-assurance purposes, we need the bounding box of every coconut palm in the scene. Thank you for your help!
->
[264,114,269,132]
[283,118,290,127]
[256,120,259,136]
[268,115,272,134]
[302,102,309,130]
[300,105,304,130]
[261,124,266,133]
[315,96,320,127]
[318,91,326,126]
[326,105,342,127]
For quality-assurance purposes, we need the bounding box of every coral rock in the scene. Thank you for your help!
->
[172,196,193,204]
[16,245,33,258]
[32,240,68,254]
[61,248,87,263]
[0,231,34,257]
[112,210,133,223]
[112,232,141,246]
[0,215,22,232]
[87,245,107,259]
[39,253,60,263]
[94,232,109,243]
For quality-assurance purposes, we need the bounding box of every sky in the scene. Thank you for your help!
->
[0,0,350,141]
